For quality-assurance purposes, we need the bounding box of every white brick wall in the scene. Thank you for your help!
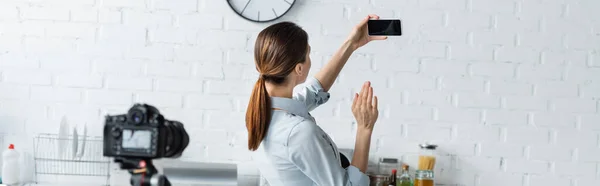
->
[0,0,599,185]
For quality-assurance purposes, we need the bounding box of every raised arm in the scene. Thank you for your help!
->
[350,81,378,173]
[314,40,354,92]
[314,14,387,92]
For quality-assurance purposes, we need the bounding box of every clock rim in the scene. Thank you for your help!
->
[226,0,297,23]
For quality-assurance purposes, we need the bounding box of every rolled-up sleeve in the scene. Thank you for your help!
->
[293,76,330,111]
[287,121,370,186]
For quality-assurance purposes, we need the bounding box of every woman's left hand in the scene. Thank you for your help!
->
[347,14,388,50]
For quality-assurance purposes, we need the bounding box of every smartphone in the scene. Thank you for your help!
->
[368,19,402,36]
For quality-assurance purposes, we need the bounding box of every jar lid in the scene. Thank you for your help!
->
[379,157,398,164]
[419,143,438,150]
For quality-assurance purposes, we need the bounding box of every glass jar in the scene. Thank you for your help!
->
[413,170,434,186]
[415,143,437,186]
[378,157,399,175]
[369,174,390,186]
[417,144,437,171]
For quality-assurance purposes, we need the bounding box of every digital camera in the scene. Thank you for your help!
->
[103,103,189,159]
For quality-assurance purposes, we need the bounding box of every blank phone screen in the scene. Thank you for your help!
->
[367,20,402,36]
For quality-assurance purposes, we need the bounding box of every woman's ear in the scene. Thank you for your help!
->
[295,63,303,76]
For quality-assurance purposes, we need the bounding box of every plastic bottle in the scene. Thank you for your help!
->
[2,144,20,185]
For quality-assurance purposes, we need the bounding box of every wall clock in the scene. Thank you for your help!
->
[227,0,296,23]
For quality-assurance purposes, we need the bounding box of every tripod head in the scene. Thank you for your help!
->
[114,157,171,186]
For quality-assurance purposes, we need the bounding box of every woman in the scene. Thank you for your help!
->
[246,14,387,186]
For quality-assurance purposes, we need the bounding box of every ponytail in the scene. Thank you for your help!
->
[246,76,272,151]
[247,21,309,151]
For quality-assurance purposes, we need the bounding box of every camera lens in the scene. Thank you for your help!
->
[162,120,189,158]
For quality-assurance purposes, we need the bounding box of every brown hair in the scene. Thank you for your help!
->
[246,22,309,151]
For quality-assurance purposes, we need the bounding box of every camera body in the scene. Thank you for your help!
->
[103,103,189,159]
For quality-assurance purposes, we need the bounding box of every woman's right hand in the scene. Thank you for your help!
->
[346,14,388,51]
[352,81,379,133]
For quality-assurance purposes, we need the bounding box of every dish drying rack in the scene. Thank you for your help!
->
[33,133,111,185]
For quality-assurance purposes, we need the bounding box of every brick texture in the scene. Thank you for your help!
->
[0,0,599,185]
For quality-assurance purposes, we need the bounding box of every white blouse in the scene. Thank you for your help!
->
[253,76,369,186]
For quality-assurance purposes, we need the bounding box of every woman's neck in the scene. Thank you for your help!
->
[265,81,295,98]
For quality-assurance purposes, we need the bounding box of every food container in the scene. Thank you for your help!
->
[414,170,434,186]
[368,174,390,186]
[378,157,399,175]
[415,143,437,186]
[417,144,437,170]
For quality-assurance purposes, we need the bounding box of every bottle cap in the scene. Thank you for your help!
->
[8,144,14,149]
[402,164,409,170]
[392,169,397,174]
